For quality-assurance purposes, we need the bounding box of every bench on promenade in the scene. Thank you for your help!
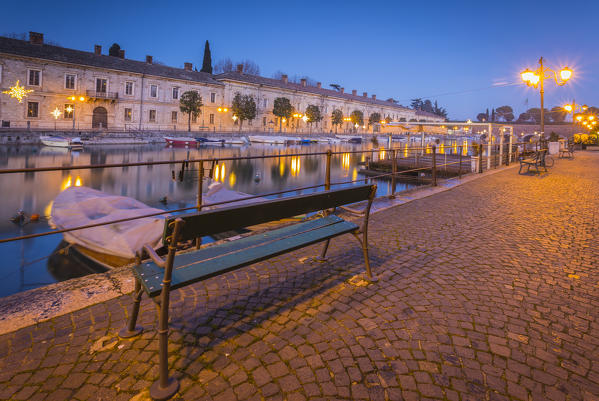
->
[119,184,378,400]
[519,149,548,174]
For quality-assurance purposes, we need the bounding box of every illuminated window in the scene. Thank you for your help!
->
[209,114,214,124]
[65,74,76,90]
[28,69,40,86]
[124,108,132,121]
[171,111,177,123]
[27,102,38,117]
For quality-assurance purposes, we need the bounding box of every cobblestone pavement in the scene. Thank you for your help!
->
[1,153,599,401]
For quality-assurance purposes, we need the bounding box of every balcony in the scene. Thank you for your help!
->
[86,90,119,100]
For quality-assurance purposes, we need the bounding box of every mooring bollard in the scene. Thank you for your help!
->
[390,149,397,199]
[325,150,331,190]
[432,145,437,186]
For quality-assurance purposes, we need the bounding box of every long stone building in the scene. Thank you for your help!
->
[0,32,443,134]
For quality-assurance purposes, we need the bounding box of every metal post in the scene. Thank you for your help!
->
[195,163,204,249]
[325,150,331,190]
[499,131,504,166]
[478,142,483,173]
[150,219,182,401]
[458,146,462,179]
[539,57,545,140]
[487,123,492,170]
[508,132,513,165]
[432,145,437,186]
[390,149,397,199]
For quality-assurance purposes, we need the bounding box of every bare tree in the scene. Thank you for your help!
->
[214,58,260,75]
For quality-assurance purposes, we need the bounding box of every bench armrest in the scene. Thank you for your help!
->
[140,244,166,268]
[339,205,366,216]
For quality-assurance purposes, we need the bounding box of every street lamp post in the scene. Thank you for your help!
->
[521,57,572,139]
[67,95,87,131]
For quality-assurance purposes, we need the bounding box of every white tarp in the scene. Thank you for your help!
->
[50,187,167,259]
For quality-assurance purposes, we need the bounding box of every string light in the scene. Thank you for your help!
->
[2,80,34,103]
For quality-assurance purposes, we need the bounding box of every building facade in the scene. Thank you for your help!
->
[0,33,443,134]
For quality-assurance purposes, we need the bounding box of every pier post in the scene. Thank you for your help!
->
[432,145,437,186]
[390,149,397,199]
[325,150,332,190]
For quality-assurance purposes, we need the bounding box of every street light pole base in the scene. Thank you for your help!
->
[150,377,179,400]
[118,326,143,339]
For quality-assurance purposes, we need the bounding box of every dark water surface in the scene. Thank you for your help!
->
[0,140,468,297]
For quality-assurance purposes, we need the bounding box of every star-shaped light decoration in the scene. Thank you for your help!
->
[65,105,74,114]
[51,107,62,119]
[2,80,34,103]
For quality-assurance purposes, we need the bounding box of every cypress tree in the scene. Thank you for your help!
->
[201,40,212,74]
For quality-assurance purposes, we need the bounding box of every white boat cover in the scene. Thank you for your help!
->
[50,187,167,259]
[49,183,266,260]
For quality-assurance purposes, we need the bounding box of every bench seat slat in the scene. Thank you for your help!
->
[135,215,358,297]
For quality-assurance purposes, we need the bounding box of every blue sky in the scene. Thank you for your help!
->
[3,0,597,120]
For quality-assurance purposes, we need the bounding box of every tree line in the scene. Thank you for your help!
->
[474,105,599,123]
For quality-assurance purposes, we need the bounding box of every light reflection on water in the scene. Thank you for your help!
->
[0,139,475,297]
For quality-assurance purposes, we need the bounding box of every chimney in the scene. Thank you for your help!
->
[352,89,357,96]
[94,45,102,55]
[118,49,125,59]
[184,62,192,71]
[316,82,321,88]
[236,64,243,73]
[146,55,153,64]
[340,87,344,93]
[363,92,367,97]
[372,94,376,100]
[29,32,43,45]
[282,74,288,84]
[300,78,307,87]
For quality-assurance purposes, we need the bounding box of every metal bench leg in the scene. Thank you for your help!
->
[119,277,144,338]
[150,219,183,401]
[317,239,331,261]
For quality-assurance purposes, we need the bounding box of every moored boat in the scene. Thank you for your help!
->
[40,135,84,148]
[164,136,198,146]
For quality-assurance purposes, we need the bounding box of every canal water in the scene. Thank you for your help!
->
[0,139,472,297]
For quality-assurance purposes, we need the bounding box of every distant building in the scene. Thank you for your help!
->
[0,32,444,133]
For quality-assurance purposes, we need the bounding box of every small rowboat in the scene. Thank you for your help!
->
[164,136,198,147]
[41,135,84,148]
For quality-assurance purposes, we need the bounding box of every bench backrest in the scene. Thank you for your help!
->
[164,184,377,242]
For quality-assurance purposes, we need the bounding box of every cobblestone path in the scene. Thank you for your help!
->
[1,153,599,401]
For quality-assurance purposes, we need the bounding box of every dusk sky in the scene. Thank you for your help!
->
[3,0,597,120]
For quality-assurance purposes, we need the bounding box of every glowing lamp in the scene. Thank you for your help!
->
[529,74,540,86]
[521,69,535,83]
[589,116,595,121]
[564,104,573,112]
[79,96,86,101]
[51,107,62,119]
[560,67,572,81]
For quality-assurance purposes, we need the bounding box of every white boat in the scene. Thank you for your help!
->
[40,135,83,148]
[221,137,250,145]
[50,186,168,267]
[248,135,286,144]
[49,183,266,268]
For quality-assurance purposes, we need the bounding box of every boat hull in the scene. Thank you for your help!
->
[164,136,198,146]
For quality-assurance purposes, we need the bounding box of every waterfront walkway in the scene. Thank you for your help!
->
[1,153,599,401]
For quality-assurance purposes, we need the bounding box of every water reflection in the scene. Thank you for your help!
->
[0,138,478,297]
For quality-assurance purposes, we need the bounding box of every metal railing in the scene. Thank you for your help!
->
[86,90,119,100]
[0,141,536,246]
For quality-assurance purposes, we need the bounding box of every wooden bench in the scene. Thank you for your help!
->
[119,184,377,400]
[519,149,548,174]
